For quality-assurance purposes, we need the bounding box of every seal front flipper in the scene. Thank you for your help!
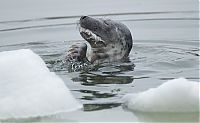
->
[65,43,92,72]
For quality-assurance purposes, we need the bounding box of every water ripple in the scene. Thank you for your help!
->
[0,10,197,24]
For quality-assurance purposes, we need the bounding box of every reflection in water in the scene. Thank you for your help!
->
[72,74,134,85]
[76,89,117,100]
[71,62,135,85]
[69,62,135,111]
[84,103,121,111]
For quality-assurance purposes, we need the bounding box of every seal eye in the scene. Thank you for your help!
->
[96,41,106,47]
[104,21,109,26]
[94,27,98,30]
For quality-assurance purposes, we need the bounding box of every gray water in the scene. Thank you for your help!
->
[0,0,199,122]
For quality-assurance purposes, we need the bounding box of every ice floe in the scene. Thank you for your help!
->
[0,49,82,119]
[123,78,199,112]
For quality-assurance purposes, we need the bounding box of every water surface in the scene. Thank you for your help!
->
[0,0,199,122]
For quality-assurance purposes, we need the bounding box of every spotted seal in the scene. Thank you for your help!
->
[66,16,133,72]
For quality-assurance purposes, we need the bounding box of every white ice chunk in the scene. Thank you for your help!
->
[123,78,199,112]
[0,49,82,120]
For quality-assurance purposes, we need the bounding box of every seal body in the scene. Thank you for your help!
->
[79,16,133,64]
[66,16,133,72]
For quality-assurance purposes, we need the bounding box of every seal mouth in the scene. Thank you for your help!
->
[79,26,106,48]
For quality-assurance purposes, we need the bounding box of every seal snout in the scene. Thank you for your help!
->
[79,16,98,29]
[80,16,88,20]
[80,16,89,26]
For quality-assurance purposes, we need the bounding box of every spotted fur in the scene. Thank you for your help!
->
[65,16,133,72]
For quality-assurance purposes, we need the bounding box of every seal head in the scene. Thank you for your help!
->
[79,16,133,64]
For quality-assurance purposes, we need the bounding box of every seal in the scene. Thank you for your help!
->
[79,16,133,64]
[65,16,133,72]
[65,43,92,72]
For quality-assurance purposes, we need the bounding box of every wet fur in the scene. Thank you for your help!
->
[65,16,133,72]
[79,16,133,64]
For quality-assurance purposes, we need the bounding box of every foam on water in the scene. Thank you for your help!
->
[0,49,82,120]
[123,78,199,112]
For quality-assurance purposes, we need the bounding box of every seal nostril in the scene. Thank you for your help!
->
[81,16,87,20]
